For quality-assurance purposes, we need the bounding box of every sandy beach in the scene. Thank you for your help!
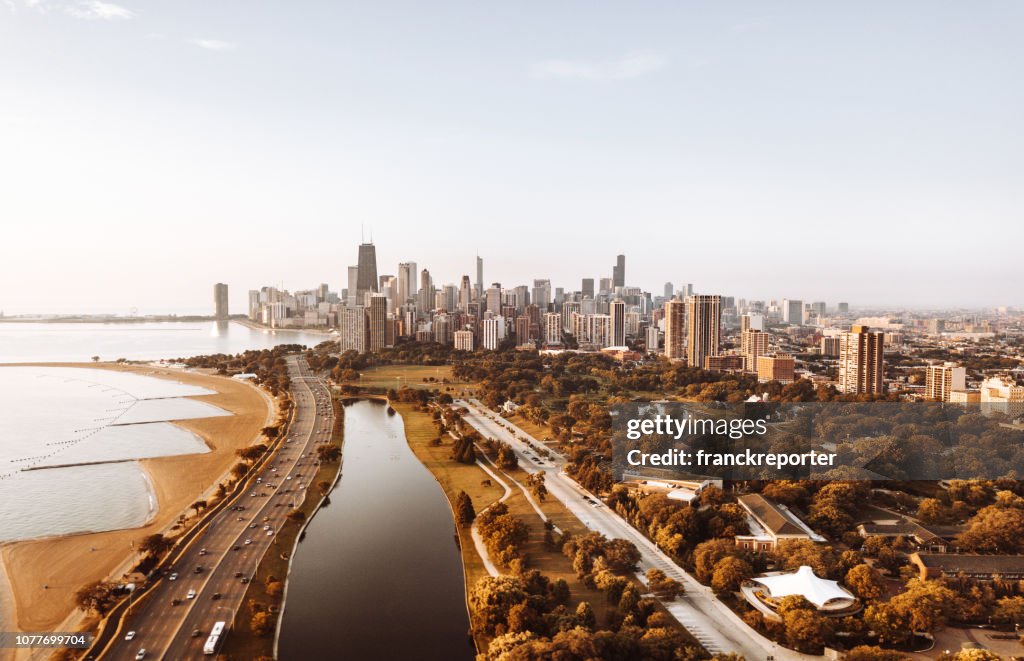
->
[0,363,273,637]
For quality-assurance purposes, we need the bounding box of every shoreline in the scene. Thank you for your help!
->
[0,362,273,637]
[231,318,336,337]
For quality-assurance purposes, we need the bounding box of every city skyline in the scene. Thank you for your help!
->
[2,2,1023,313]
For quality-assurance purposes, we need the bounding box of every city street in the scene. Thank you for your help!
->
[101,356,333,661]
[455,398,813,661]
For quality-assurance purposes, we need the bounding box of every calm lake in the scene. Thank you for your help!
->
[277,399,473,660]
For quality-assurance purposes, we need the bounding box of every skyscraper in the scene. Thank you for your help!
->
[782,299,803,325]
[397,262,416,308]
[610,299,626,346]
[925,362,966,402]
[663,282,674,299]
[339,306,368,353]
[459,276,472,311]
[355,242,379,305]
[475,255,484,299]
[581,278,594,299]
[838,325,885,394]
[214,283,229,320]
[687,295,721,369]
[612,254,625,288]
[664,298,686,360]
[368,294,389,352]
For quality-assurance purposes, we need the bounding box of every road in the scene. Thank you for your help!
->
[455,398,813,661]
[102,356,333,661]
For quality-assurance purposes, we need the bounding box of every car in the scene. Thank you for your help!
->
[240,577,250,584]
[244,539,252,545]
[237,516,244,521]
[191,629,202,638]
[187,589,196,599]
[212,592,222,600]
[124,631,136,641]
[198,549,207,556]
[232,545,241,551]
[168,573,178,581]
[170,598,182,606]
[266,530,274,536]
[135,650,146,660]
[234,571,243,578]
[287,476,293,480]
[249,523,257,528]
[263,525,270,530]
[250,492,257,497]
[194,566,203,574]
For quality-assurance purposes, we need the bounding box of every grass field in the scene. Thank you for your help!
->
[347,365,478,395]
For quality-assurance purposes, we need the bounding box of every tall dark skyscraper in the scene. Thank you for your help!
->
[581,278,594,299]
[356,242,379,303]
[612,254,625,288]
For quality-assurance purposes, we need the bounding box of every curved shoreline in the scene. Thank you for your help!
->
[0,363,272,637]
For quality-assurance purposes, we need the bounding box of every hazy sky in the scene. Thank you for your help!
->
[1,1,1021,314]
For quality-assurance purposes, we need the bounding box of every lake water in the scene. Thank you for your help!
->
[0,321,327,363]
[277,400,473,661]
[0,366,230,542]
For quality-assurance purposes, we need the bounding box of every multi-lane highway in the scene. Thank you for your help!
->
[455,398,811,661]
[102,356,334,661]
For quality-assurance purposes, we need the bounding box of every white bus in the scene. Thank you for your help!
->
[203,621,226,655]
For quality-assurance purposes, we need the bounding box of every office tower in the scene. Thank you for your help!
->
[609,299,626,346]
[663,282,674,299]
[397,262,417,308]
[442,284,458,313]
[485,286,502,314]
[482,316,505,350]
[554,287,565,307]
[612,254,625,288]
[837,302,849,314]
[247,289,260,321]
[531,279,551,311]
[757,354,795,384]
[459,276,472,312]
[317,283,329,302]
[741,313,764,333]
[811,301,827,318]
[741,329,770,371]
[346,266,359,306]
[980,376,1024,417]
[339,306,368,353]
[214,283,229,319]
[680,283,694,299]
[645,326,660,353]
[664,299,686,359]
[581,278,595,299]
[782,299,803,325]
[926,363,966,402]
[820,336,841,357]
[561,301,581,332]
[417,269,434,314]
[589,314,612,348]
[475,255,484,298]
[838,325,885,394]
[927,319,945,335]
[454,329,474,351]
[544,312,562,345]
[356,243,379,302]
[523,304,541,341]
[368,294,389,352]
[433,314,451,344]
[687,295,721,369]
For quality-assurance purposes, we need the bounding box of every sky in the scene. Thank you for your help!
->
[1,0,1022,314]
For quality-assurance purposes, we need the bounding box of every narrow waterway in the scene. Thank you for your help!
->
[277,399,473,660]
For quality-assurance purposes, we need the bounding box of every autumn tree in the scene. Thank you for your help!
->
[455,490,476,526]
[711,556,753,594]
[74,581,118,614]
[845,563,886,600]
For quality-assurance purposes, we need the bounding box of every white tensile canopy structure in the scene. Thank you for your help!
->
[752,566,856,610]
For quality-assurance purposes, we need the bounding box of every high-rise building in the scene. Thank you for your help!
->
[482,316,505,350]
[838,325,885,394]
[980,376,1024,418]
[664,299,686,360]
[757,354,795,384]
[532,279,551,311]
[417,269,434,314]
[741,313,764,333]
[214,283,229,320]
[543,312,562,346]
[475,255,484,299]
[609,299,626,346]
[925,363,966,402]
[561,301,581,332]
[837,302,849,315]
[680,283,694,299]
[581,278,595,299]
[811,301,827,319]
[454,329,474,351]
[458,276,472,312]
[485,286,502,315]
[612,254,625,288]
[663,282,674,299]
[687,295,721,369]
[368,294,389,352]
[820,336,841,357]
[356,243,379,303]
[247,289,260,321]
[782,299,803,325]
[645,325,661,353]
[339,306,368,353]
[741,329,770,371]
[398,262,417,308]
[589,314,612,348]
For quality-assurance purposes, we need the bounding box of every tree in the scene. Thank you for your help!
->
[497,442,518,470]
[250,611,274,636]
[317,480,332,496]
[711,556,753,594]
[844,646,909,661]
[190,499,207,517]
[956,505,1024,553]
[74,581,117,614]
[287,509,306,523]
[138,533,171,557]
[646,568,683,600]
[993,595,1024,626]
[845,563,886,600]
[91,355,100,363]
[455,490,476,526]
[527,472,547,502]
[316,443,342,462]
[575,601,596,630]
